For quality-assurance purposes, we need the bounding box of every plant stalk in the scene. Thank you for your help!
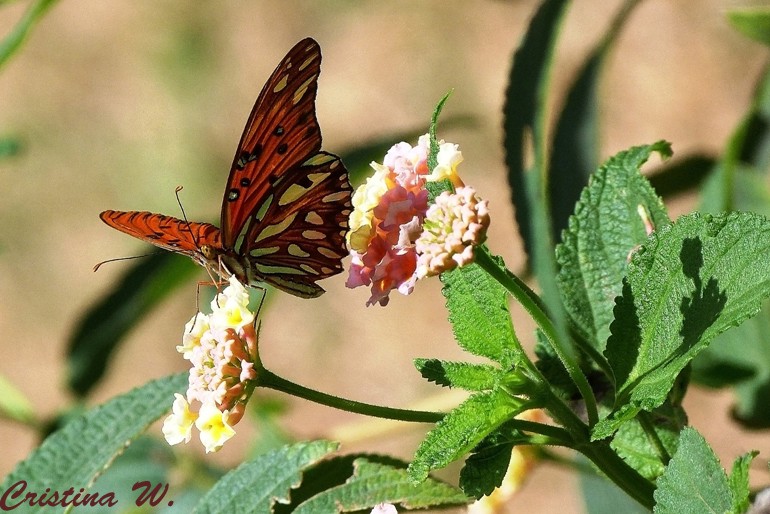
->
[257,368,444,424]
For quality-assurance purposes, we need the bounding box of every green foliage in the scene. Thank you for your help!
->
[407,390,523,483]
[556,141,672,350]
[728,8,770,47]
[86,436,179,514]
[0,374,186,514]
[653,427,755,514]
[0,372,35,425]
[504,0,569,262]
[549,0,641,242]
[693,63,770,429]
[0,0,59,71]
[193,441,338,513]
[533,329,578,398]
[729,450,758,514]
[609,400,686,480]
[414,359,501,391]
[291,458,468,513]
[458,422,518,499]
[596,211,770,439]
[503,0,574,380]
[427,89,453,183]
[701,64,770,214]
[0,136,22,159]
[440,257,519,367]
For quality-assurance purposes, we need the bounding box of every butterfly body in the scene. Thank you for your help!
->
[100,38,351,298]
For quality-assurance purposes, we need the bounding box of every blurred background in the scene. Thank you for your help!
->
[0,0,768,512]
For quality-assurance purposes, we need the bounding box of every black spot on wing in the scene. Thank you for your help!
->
[236,144,263,169]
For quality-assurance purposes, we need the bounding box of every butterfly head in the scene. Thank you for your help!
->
[203,246,249,287]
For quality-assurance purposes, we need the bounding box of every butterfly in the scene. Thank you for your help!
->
[100,38,352,298]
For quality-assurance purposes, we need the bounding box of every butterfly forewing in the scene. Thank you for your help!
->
[240,152,352,294]
[100,210,222,265]
[221,38,324,248]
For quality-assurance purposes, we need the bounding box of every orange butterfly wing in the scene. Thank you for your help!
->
[220,38,324,248]
[100,210,222,267]
[240,152,351,297]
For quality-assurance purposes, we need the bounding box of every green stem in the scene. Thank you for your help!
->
[257,368,444,424]
[474,248,598,425]
[579,441,656,510]
[509,418,574,445]
[638,411,671,464]
[522,364,656,509]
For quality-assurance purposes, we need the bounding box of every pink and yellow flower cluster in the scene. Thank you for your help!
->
[346,135,489,306]
[162,277,259,452]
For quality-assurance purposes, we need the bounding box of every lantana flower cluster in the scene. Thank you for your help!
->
[346,134,490,306]
[162,276,259,453]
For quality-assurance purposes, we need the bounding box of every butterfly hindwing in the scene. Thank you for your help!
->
[100,210,222,264]
[221,38,324,247]
[241,152,352,294]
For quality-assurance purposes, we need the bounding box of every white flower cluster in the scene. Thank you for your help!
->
[162,277,259,453]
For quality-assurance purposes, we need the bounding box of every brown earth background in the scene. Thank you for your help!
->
[0,1,769,512]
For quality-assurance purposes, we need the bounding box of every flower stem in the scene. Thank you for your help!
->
[257,368,444,424]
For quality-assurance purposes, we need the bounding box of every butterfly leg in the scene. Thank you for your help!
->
[252,285,267,325]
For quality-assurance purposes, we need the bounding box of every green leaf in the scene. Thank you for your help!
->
[0,372,35,425]
[273,453,367,514]
[67,253,198,397]
[427,90,453,178]
[728,8,770,47]
[729,450,758,513]
[0,0,59,71]
[533,328,579,398]
[503,0,576,373]
[549,0,642,243]
[653,427,732,514]
[458,422,518,499]
[701,64,770,214]
[408,389,522,483]
[609,399,686,480]
[0,136,22,159]
[293,459,468,513]
[503,0,569,262]
[441,256,519,367]
[414,359,500,391]
[556,141,671,350]
[0,374,187,514]
[595,211,770,440]
[84,436,176,513]
[193,440,339,514]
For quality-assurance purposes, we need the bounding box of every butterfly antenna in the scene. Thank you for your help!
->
[175,186,201,249]
[93,253,157,272]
